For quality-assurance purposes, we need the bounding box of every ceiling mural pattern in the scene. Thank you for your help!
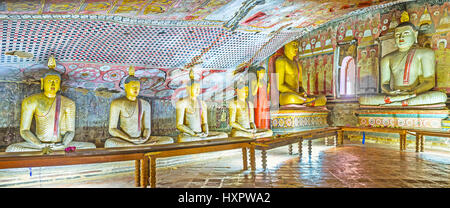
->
[0,0,413,99]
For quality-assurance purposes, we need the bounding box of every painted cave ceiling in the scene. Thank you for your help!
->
[0,0,412,100]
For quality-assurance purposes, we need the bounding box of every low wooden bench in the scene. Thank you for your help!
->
[0,137,256,188]
[253,127,340,170]
[0,147,150,187]
[143,137,256,188]
[406,129,450,152]
[339,126,408,151]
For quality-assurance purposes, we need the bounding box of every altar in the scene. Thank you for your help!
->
[270,107,329,135]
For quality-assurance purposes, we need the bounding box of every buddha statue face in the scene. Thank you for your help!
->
[124,80,141,99]
[438,41,446,49]
[187,82,201,99]
[284,41,299,58]
[236,86,248,100]
[41,74,61,97]
[256,68,266,82]
[394,25,418,50]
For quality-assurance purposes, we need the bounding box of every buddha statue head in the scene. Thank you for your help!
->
[248,66,266,97]
[187,69,201,100]
[41,56,61,98]
[124,66,141,101]
[284,40,299,60]
[236,83,249,101]
[394,13,418,51]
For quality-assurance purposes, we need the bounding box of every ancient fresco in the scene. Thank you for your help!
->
[357,44,379,94]
[294,0,450,100]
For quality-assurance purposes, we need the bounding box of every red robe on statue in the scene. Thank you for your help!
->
[253,83,270,129]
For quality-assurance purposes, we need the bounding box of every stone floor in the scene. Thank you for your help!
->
[17,140,450,188]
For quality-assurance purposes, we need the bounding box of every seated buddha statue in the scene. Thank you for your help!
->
[105,66,173,148]
[6,56,96,152]
[229,83,273,138]
[358,13,447,107]
[175,70,228,142]
[275,40,327,107]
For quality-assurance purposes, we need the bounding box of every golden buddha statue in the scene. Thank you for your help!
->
[275,40,327,106]
[105,66,173,148]
[229,83,272,138]
[6,56,96,152]
[358,13,447,107]
[175,70,228,142]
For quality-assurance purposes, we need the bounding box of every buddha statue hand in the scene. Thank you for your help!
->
[49,142,65,149]
[194,132,208,137]
[304,96,317,104]
[129,137,148,145]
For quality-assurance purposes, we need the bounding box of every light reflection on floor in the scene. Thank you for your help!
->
[11,140,450,188]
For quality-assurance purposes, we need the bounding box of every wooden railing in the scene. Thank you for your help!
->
[0,126,448,187]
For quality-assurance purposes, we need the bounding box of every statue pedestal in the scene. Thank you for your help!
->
[270,106,329,135]
[356,108,449,129]
[443,119,450,132]
[352,107,450,150]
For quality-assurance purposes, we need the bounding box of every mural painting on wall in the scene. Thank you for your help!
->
[298,53,334,97]
[297,25,335,97]
[406,2,450,94]
[357,44,379,94]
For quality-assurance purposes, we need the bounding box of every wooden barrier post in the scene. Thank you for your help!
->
[298,138,303,158]
[415,133,420,152]
[420,135,424,152]
[134,160,141,187]
[250,143,256,171]
[140,157,149,188]
[308,140,312,156]
[337,130,343,145]
[149,156,156,188]
[242,148,248,170]
[400,130,407,151]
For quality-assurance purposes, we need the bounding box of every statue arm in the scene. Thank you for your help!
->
[108,101,133,142]
[201,101,209,134]
[61,100,75,146]
[380,56,394,94]
[411,50,436,94]
[19,97,42,147]
[176,101,195,136]
[249,102,257,131]
[142,101,151,141]
[228,101,249,132]
[276,59,299,94]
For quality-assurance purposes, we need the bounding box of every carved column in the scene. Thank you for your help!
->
[261,149,267,171]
